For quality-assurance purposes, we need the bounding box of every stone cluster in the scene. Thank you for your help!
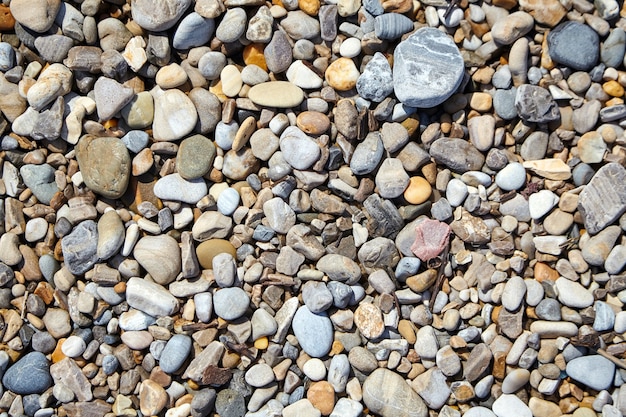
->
[1,0,626,417]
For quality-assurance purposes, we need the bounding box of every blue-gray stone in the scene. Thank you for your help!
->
[395,257,421,282]
[1,135,18,150]
[191,388,217,417]
[493,88,518,120]
[566,355,615,391]
[292,305,333,358]
[374,13,414,40]
[327,281,353,309]
[350,132,384,175]
[357,52,393,103]
[38,254,60,283]
[572,163,595,186]
[20,164,60,205]
[61,220,98,275]
[0,42,15,71]
[393,27,464,108]
[213,287,250,321]
[548,21,599,71]
[2,352,52,395]
[160,334,192,373]
[602,28,626,68]
[515,85,559,123]
[535,298,561,321]
[253,225,275,242]
[173,12,215,50]
[363,0,384,16]
[102,354,119,375]
[121,130,149,153]
[593,301,615,332]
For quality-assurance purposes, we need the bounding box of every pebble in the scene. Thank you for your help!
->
[131,0,191,31]
[393,28,464,107]
[75,135,131,199]
[2,352,52,395]
[492,394,532,417]
[134,235,181,285]
[213,287,250,320]
[362,369,428,417]
[578,162,626,235]
[292,305,333,358]
[356,52,393,102]
[173,12,214,50]
[248,81,304,108]
[548,21,600,71]
[152,89,198,141]
[61,220,99,276]
[495,162,526,191]
[325,57,360,91]
[154,173,208,204]
[491,11,534,45]
[566,355,616,391]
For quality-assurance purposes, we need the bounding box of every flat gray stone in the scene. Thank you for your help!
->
[393,27,464,108]
[578,162,626,235]
[292,305,333,358]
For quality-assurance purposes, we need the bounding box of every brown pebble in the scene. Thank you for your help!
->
[307,381,335,416]
[296,111,330,135]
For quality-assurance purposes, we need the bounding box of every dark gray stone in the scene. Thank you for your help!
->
[2,352,52,395]
[61,220,99,275]
[215,389,245,417]
[515,84,560,123]
[548,21,599,71]
[430,138,485,173]
[578,162,626,235]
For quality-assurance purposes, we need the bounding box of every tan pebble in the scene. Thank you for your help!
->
[403,176,432,204]
[325,58,359,91]
[221,65,243,98]
[307,381,335,415]
[469,92,493,112]
[247,81,304,108]
[140,379,168,416]
[155,63,188,89]
[534,262,559,282]
[132,148,154,176]
[232,116,256,152]
[398,320,416,344]
[296,111,330,135]
[472,67,495,84]
[406,269,437,293]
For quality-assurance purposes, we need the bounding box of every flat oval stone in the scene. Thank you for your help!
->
[566,355,615,391]
[2,352,52,395]
[292,305,333,358]
[176,134,216,180]
[248,81,304,108]
[160,334,192,373]
[363,368,428,417]
[154,173,208,204]
[75,135,130,199]
[393,27,464,108]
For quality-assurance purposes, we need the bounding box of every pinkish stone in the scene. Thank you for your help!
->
[410,219,451,262]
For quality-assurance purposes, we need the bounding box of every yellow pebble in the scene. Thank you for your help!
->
[254,337,269,350]
[298,0,320,15]
[187,379,200,390]
[243,43,267,71]
[603,80,625,97]
[404,176,432,204]
[330,340,344,355]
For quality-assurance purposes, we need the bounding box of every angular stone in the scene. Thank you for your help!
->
[578,162,626,235]
[430,138,485,173]
[61,220,98,276]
